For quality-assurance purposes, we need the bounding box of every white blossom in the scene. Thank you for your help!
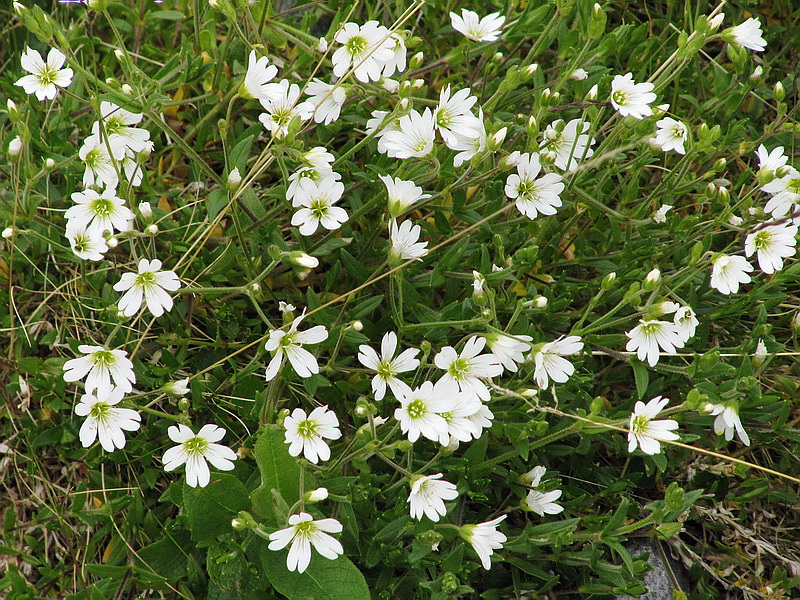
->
[283,406,341,464]
[75,386,140,452]
[628,396,679,455]
[268,513,343,573]
[162,423,237,487]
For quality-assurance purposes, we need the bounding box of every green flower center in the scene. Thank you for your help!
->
[183,436,209,455]
[752,230,771,250]
[278,332,297,349]
[73,233,91,252]
[89,402,111,420]
[106,117,125,136]
[297,418,319,439]
[84,147,102,168]
[517,179,538,200]
[407,398,427,419]
[346,35,367,57]
[639,322,660,336]
[787,179,800,194]
[90,196,114,218]
[612,90,628,106]
[436,107,452,129]
[135,271,156,288]
[631,414,649,434]
[92,349,115,368]
[447,357,470,379]
[37,66,58,86]
[295,520,316,535]
[310,198,329,219]
[376,360,394,380]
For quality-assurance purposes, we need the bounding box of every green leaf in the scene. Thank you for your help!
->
[251,425,313,524]
[136,529,191,580]
[630,359,649,399]
[260,547,370,600]
[183,473,249,541]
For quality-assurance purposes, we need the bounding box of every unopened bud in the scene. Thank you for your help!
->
[570,68,588,81]
[728,214,743,226]
[753,339,767,366]
[163,378,190,396]
[774,81,785,102]
[106,237,119,249]
[7,99,19,121]
[114,49,125,61]
[381,78,399,93]
[526,116,538,138]
[412,79,425,89]
[601,272,617,289]
[643,268,661,290]
[708,13,724,32]
[409,52,424,70]
[177,397,190,411]
[749,65,763,81]
[776,165,791,179]
[227,167,242,190]
[524,63,539,77]
[492,52,503,63]
[501,151,522,169]
[350,320,363,332]
[145,224,158,235]
[587,84,598,100]
[304,487,329,503]
[121,84,134,95]
[713,158,727,171]
[8,136,22,157]
[534,296,548,309]
[399,98,410,111]
[2,227,14,239]
[44,158,55,170]
[317,37,328,53]
[489,127,507,151]
[588,3,607,39]
[287,251,318,269]
[139,201,153,219]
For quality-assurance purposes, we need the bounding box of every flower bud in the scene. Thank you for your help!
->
[774,82,785,102]
[381,78,399,93]
[121,84,134,95]
[304,487,329,503]
[753,339,767,366]
[278,301,295,315]
[492,52,504,63]
[138,201,153,220]
[177,397,190,411]
[145,224,158,235]
[399,98,410,111]
[2,227,15,239]
[227,167,242,190]
[163,378,190,396]
[534,296,548,309]
[501,151,522,169]
[643,268,661,290]
[587,84,599,100]
[8,136,22,157]
[287,251,319,269]
[588,3,607,39]
[601,272,617,289]
[7,99,19,121]
[570,68,588,81]
[728,214,743,226]
[776,165,792,179]
[412,79,425,89]
[317,37,328,53]
[114,49,125,62]
[708,13,725,32]
[489,127,507,151]
[472,271,486,304]
[792,311,800,334]
[526,116,538,138]
[231,511,256,530]
[749,65,763,81]
[409,52,424,69]
[350,320,363,332]
[44,158,55,170]
[106,237,119,249]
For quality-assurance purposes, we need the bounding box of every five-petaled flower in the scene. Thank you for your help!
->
[265,311,329,381]
[114,258,182,318]
[162,423,237,487]
[268,512,344,573]
[63,345,136,394]
[15,46,73,101]
[407,473,459,522]
[610,73,656,119]
[283,406,342,464]
[504,152,565,220]
[460,515,507,570]
[357,331,420,400]
[450,9,505,42]
[627,396,680,455]
[75,386,141,452]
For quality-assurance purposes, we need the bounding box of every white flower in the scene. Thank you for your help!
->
[65,224,108,261]
[301,146,336,169]
[240,50,279,101]
[332,21,395,83]
[610,73,656,119]
[744,223,798,274]
[394,380,451,444]
[381,34,407,77]
[286,166,341,204]
[504,152,565,220]
[290,178,348,236]
[306,79,347,125]
[434,336,503,401]
[63,345,136,394]
[524,489,564,516]
[449,110,488,167]
[389,219,429,263]
[533,335,584,389]
[357,331,420,400]
[91,102,151,160]
[673,306,698,342]
[279,301,296,315]
[725,17,767,52]
[78,135,119,189]
[268,512,343,573]
[379,108,436,159]
[75,387,141,452]
[162,423,237,488]
[709,403,749,445]
[407,473,458,521]
[755,144,788,174]
[265,311,328,381]
[644,268,661,287]
[283,406,342,464]
[541,119,595,171]
[450,9,505,42]
[15,46,73,101]
[460,515,507,570]
[434,85,480,147]
[439,388,486,442]
[762,168,800,218]
[570,68,588,80]
[484,333,533,373]
[65,187,134,236]
[113,258,182,318]
[258,79,314,139]
[627,396,680,455]
[306,487,329,503]
[654,117,688,154]
[520,465,547,487]
[710,254,753,294]
[754,339,768,365]
[652,204,673,223]
[380,174,431,218]
[8,136,22,156]
[625,319,685,367]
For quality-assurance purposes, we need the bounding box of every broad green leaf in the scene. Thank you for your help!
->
[183,473,249,541]
[260,548,370,600]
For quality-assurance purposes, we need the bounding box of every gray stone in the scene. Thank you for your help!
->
[616,539,689,599]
